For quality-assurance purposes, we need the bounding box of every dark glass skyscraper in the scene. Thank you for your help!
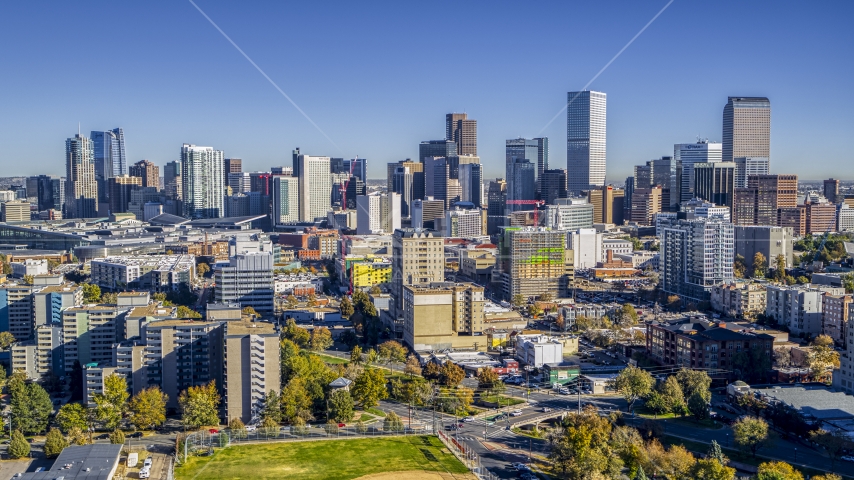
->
[91,128,127,201]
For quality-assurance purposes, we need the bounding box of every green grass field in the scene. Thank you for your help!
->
[177,436,469,480]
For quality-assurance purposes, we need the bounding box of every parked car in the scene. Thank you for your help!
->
[208,429,219,434]
[129,432,144,438]
[245,425,257,432]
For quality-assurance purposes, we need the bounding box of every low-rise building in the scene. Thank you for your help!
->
[766,284,844,336]
[822,293,851,346]
[710,282,767,319]
[515,334,563,367]
[282,307,342,324]
[90,254,195,292]
[10,259,48,278]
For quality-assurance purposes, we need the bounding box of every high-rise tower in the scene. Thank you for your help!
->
[65,133,98,218]
[446,113,477,156]
[181,144,224,219]
[567,91,606,194]
[722,97,770,163]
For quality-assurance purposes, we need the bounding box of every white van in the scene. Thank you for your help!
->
[139,466,150,479]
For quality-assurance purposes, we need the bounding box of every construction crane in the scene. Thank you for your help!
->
[340,156,358,211]
[505,200,546,226]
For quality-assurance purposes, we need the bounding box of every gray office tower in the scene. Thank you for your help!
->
[567,91,606,195]
[723,97,770,163]
[91,128,127,201]
[419,140,457,162]
[535,137,549,195]
[458,163,482,207]
[506,138,539,212]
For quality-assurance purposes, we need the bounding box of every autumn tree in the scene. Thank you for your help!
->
[283,319,311,348]
[177,305,202,319]
[612,365,654,412]
[733,255,747,278]
[689,458,736,480]
[229,417,247,439]
[350,345,363,364]
[808,335,840,381]
[328,389,354,423]
[197,262,211,277]
[404,354,421,378]
[241,306,258,317]
[644,440,696,479]
[82,283,101,303]
[733,416,769,457]
[752,252,767,278]
[339,297,354,319]
[128,386,168,430]
[0,331,16,350]
[43,427,68,458]
[378,340,407,364]
[754,461,803,480]
[110,429,125,445]
[56,403,90,433]
[774,254,787,282]
[422,361,441,381]
[383,411,404,432]
[351,368,388,409]
[549,405,622,479]
[439,362,465,387]
[281,377,314,424]
[93,373,129,430]
[178,381,221,429]
[309,327,334,351]
[477,368,505,396]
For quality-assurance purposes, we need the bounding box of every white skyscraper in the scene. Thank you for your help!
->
[567,90,606,195]
[674,140,722,202]
[295,153,332,222]
[181,144,225,219]
[356,192,401,234]
[65,134,98,218]
[272,176,299,225]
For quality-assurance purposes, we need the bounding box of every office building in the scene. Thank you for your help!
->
[734,157,770,188]
[389,160,424,213]
[445,207,483,237]
[224,158,242,186]
[496,227,573,301]
[661,217,735,303]
[674,140,722,202]
[446,113,477,156]
[1,201,30,222]
[544,200,594,231]
[142,319,224,409]
[534,137,549,195]
[630,186,662,225]
[345,176,366,210]
[651,156,679,211]
[419,140,457,163]
[27,175,58,212]
[65,133,98,218]
[838,203,854,232]
[506,138,540,212]
[588,185,624,225]
[734,225,794,271]
[90,255,196,292]
[164,160,182,201]
[694,162,736,211]
[391,229,444,313]
[458,162,483,206]
[403,282,485,351]
[91,128,127,200]
[568,228,603,270]
[181,144,224,219]
[129,160,159,189]
[271,176,299,225]
[222,320,281,423]
[723,97,771,163]
[108,175,142,214]
[294,151,332,221]
[357,192,401,235]
[567,90,606,194]
[824,178,840,204]
[486,179,507,235]
[228,172,251,194]
[50,177,65,215]
[733,174,798,226]
[343,158,368,183]
[540,169,567,205]
[214,252,274,316]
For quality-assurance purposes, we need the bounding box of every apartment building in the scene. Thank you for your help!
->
[214,252,274,316]
[822,293,851,346]
[710,282,767,319]
[391,229,444,313]
[221,321,281,423]
[62,306,122,373]
[765,284,845,336]
[402,282,485,351]
[90,255,195,292]
[0,282,39,341]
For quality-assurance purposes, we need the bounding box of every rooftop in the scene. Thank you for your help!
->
[225,320,278,336]
[751,385,854,420]
[18,444,122,480]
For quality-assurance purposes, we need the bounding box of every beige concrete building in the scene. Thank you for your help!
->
[62,305,122,373]
[822,293,851,346]
[403,282,485,351]
[630,186,662,225]
[459,249,496,285]
[391,229,444,313]
[710,282,767,319]
[1,201,30,222]
[222,321,281,423]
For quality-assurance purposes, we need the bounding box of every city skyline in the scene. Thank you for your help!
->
[1,1,852,180]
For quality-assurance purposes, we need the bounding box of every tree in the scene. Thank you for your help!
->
[812,475,843,480]
[197,262,211,277]
[307,294,318,307]
[328,389,354,423]
[339,297,354,319]
[229,418,247,439]
[548,406,621,479]
[68,426,91,445]
[177,305,202,319]
[100,292,118,304]
[260,416,278,436]
[807,338,840,381]
[619,303,639,325]
[734,255,747,278]
[43,427,68,458]
[754,461,803,480]
[350,345,363,364]
[338,329,359,348]
[21,274,33,285]
[774,254,787,282]
[687,390,711,420]
[10,378,53,435]
[645,441,696,480]
[477,368,506,396]
[752,252,767,278]
[690,458,736,480]
[422,361,441,381]
[8,430,30,458]
[56,403,90,433]
[611,365,654,412]
[241,306,258,317]
[707,440,727,465]
[110,428,125,444]
[775,347,793,368]
[383,411,404,432]
[178,381,221,429]
[366,348,379,365]
[733,416,769,457]
[674,368,711,401]
[369,285,382,295]
[128,386,168,430]
[439,362,465,387]
[810,429,850,470]
[666,295,682,311]
[0,330,15,350]
[378,340,407,364]
[93,373,129,430]
[404,355,421,378]
[261,390,282,423]
[309,327,334,351]
[657,376,685,415]
[82,283,101,303]
[512,294,525,307]
[351,368,388,409]
[286,294,298,308]
[281,377,314,424]
[283,319,311,348]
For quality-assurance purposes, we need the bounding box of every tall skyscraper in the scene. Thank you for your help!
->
[534,137,549,195]
[662,217,735,303]
[445,113,477,155]
[181,144,225,219]
[295,152,332,221]
[65,133,98,218]
[343,158,367,183]
[129,160,159,189]
[224,158,242,185]
[28,175,58,212]
[540,169,568,205]
[486,179,507,235]
[108,175,142,214]
[164,161,182,201]
[271,176,299,225]
[387,159,424,205]
[419,140,456,163]
[392,166,413,217]
[91,128,127,201]
[722,97,771,163]
[567,90,606,194]
[733,157,769,189]
[674,140,722,202]
[733,174,798,226]
[506,138,539,212]
[694,162,736,211]
[458,163,483,206]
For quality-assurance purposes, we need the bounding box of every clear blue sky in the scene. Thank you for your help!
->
[1,1,852,181]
